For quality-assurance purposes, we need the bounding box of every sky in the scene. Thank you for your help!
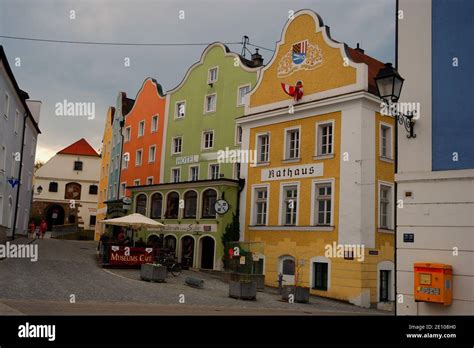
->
[0,0,395,163]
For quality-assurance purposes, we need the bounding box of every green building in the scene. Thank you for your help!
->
[129,43,262,270]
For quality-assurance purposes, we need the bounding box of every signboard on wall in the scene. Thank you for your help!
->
[163,223,217,233]
[108,246,154,266]
[261,163,323,181]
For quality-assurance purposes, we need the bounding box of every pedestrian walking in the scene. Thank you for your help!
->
[40,219,48,239]
[28,221,36,239]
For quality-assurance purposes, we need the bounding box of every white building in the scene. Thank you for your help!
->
[396,0,473,315]
[31,138,100,232]
[0,45,41,242]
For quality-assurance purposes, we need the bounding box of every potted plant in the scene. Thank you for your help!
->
[140,262,167,282]
[229,274,257,300]
[282,258,310,303]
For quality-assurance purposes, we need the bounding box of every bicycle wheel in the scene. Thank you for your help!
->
[171,263,181,277]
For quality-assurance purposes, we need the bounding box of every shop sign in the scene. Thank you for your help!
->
[108,246,154,266]
[261,163,323,181]
[163,223,217,233]
[176,155,199,165]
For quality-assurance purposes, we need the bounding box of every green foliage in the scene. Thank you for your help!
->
[222,212,240,270]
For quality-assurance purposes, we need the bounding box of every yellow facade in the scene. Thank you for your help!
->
[94,107,114,241]
[240,10,394,308]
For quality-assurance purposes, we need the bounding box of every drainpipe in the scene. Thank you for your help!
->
[394,0,399,314]
[118,116,125,200]
[11,112,28,240]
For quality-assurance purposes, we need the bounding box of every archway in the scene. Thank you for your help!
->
[147,234,163,248]
[180,235,195,269]
[45,204,65,230]
[279,255,295,285]
[164,235,177,255]
[199,236,215,270]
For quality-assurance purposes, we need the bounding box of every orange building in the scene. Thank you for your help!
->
[120,78,166,197]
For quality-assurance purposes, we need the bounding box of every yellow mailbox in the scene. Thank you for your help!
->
[414,263,453,305]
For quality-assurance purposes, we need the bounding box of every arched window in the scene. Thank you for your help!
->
[202,189,217,218]
[165,192,179,219]
[279,255,295,284]
[135,194,147,215]
[150,193,163,219]
[184,191,197,218]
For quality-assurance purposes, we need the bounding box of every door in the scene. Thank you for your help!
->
[280,257,295,285]
[200,236,214,269]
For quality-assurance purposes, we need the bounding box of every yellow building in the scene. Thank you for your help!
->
[94,107,115,241]
[237,10,395,309]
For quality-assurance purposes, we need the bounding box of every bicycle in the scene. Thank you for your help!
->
[157,251,182,277]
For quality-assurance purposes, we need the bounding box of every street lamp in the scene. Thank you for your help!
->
[375,63,416,138]
[36,185,43,195]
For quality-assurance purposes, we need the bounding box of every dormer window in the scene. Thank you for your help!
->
[208,67,218,84]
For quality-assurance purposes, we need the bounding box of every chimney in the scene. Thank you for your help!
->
[355,43,364,54]
[251,48,264,67]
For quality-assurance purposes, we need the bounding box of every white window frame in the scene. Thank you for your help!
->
[119,182,126,198]
[122,153,129,169]
[236,84,251,107]
[4,93,9,119]
[378,181,394,230]
[171,136,183,155]
[138,120,145,137]
[309,256,331,291]
[208,66,218,84]
[135,149,143,167]
[310,178,335,226]
[146,176,153,185]
[175,100,186,119]
[171,167,181,183]
[315,120,335,157]
[133,179,141,186]
[250,184,270,226]
[208,163,220,180]
[201,130,214,150]
[124,126,131,142]
[189,165,199,181]
[379,122,393,160]
[283,126,301,161]
[0,145,6,173]
[151,115,159,133]
[235,125,243,145]
[255,132,270,164]
[278,182,300,226]
[148,145,156,163]
[204,93,217,114]
[14,109,20,134]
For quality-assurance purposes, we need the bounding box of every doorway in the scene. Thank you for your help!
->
[200,236,215,269]
[45,204,65,230]
[180,236,195,269]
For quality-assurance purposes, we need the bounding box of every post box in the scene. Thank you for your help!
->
[414,263,452,305]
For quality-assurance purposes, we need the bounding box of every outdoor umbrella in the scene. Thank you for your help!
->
[99,213,165,246]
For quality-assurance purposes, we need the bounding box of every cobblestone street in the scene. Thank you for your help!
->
[0,239,390,315]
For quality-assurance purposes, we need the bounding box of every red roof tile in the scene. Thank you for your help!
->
[57,138,99,157]
[347,47,385,95]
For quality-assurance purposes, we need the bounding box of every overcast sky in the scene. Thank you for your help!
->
[0,0,395,163]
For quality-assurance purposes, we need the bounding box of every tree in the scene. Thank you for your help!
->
[222,212,240,270]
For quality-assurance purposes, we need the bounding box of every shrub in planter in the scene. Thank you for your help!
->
[281,285,310,303]
[229,280,257,300]
[140,263,167,282]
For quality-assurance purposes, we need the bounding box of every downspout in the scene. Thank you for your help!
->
[11,112,28,240]
[394,0,399,315]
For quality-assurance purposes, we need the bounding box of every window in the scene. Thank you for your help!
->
[203,131,214,149]
[380,270,390,302]
[172,137,182,154]
[176,101,186,118]
[184,191,197,218]
[138,120,145,137]
[237,85,251,106]
[14,110,20,134]
[190,166,199,181]
[234,162,241,179]
[285,128,300,159]
[48,182,58,192]
[120,183,126,198]
[165,192,179,219]
[282,185,298,225]
[380,124,392,159]
[89,185,98,195]
[114,155,119,170]
[135,149,143,166]
[135,194,147,215]
[124,127,131,142]
[150,193,163,219]
[379,184,392,229]
[202,189,217,218]
[149,145,156,163]
[0,145,5,172]
[209,164,220,180]
[257,134,269,163]
[89,215,96,226]
[74,161,83,171]
[315,183,332,225]
[282,259,295,276]
[205,94,216,113]
[123,153,129,169]
[236,126,243,144]
[146,177,153,185]
[151,115,158,132]
[313,262,328,290]
[172,168,180,183]
[254,188,268,225]
[4,93,9,118]
[208,67,218,83]
[317,122,333,155]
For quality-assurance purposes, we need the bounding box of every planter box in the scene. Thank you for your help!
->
[281,285,310,303]
[140,263,167,282]
[229,280,257,300]
[230,273,265,291]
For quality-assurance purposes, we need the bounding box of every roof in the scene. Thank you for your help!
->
[0,45,41,134]
[57,138,100,157]
[347,47,385,95]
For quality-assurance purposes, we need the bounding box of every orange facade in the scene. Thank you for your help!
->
[121,78,166,196]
